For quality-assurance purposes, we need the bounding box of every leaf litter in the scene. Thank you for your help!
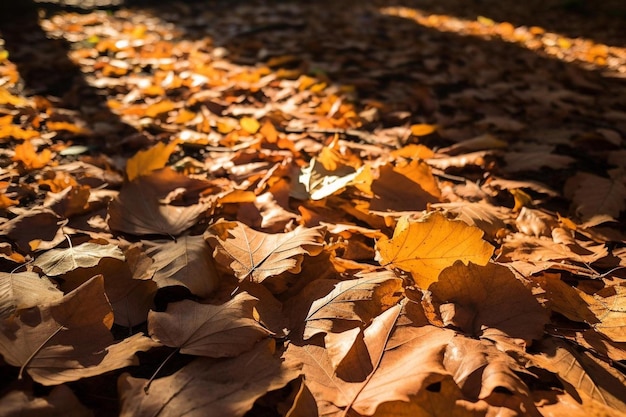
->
[0,0,625,415]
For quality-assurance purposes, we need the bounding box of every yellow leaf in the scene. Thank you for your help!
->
[376,212,494,289]
[46,121,89,134]
[144,100,176,118]
[259,120,278,143]
[0,88,29,107]
[125,139,180,181]
[409,124,437,137]
[240,117,260,134]
[0,193,18,209]
[12,141,53,170]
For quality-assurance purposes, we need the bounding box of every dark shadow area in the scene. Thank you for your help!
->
[0,0,138,151]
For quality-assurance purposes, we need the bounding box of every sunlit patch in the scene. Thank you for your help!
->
[380,6,626,75]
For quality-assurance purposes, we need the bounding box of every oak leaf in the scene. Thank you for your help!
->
[205,220,325,283]
[118,340,301,417]
[376,212,494,289]
[148,293,272,357]
[33,242,125,276]
[0,275,157,385]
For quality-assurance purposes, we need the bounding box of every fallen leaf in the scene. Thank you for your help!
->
[118,340,301,417]
[0,275,156,385]
[205,220,325,283]
[0,271,62,319]
[12,141,54,170]
[370,160,441,212]
[532,337,626,413]
[125,139,180,181]
[33,242,125,276]
[148,293,272,357]
[588,285,626,342]
[107,168,211,236]
[0,385,93,417]
[303,271,403,340]
[376,212,494,289]
[430,262,548,347]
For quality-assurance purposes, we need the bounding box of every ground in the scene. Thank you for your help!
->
[0,1,625,416]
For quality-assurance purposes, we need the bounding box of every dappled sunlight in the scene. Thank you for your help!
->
[381,6,626,76]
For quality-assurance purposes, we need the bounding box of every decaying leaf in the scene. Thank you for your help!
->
[205,220,325,283]
[108,168,211,236]
[118,340,301,417]
[144,234,219,298]
[0,275,157,385]
[303,271,403,340]
[148,293,272,357]
[0,271,62,320]
[430,262,548,347]
[33,242,125,276]
[376,212,494,289]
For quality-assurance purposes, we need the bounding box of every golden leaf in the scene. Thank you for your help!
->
[125,139,180,181]
[376,212,494,288]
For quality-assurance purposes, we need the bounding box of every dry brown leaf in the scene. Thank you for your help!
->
[430,262,548,347]
[143,234,219,298]
[33,242,125,276]
[148,293,272,357]
[0,385,94,417]
[532,337,626,413]
[376,212,494,289]
[108,168,211,236]
[0,275,156,385]
[303,271,403,340]
[205,220,325,283]
[0,208,66,253]
[533,272,598,324]
[370,160,441,212]
[565,170,626,221]
[430,201,507,239]
[499,233,608,265]
[0,271,62,319]
[118,340,301,417]
[588,285,626,343]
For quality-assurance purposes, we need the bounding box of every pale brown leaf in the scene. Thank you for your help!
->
[0,275,156,385]
[118,340,301,417]
[148,293,272,357]
[33,242,125,276]
[0,272,62,319]
[144,235,219,298]
[430,262,548,346]
[205,220,325,283]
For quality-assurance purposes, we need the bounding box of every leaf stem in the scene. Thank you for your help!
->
[144,347,180,394]
[19,325,66,380]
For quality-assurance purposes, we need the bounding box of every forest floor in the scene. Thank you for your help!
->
[1,1,626,416]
